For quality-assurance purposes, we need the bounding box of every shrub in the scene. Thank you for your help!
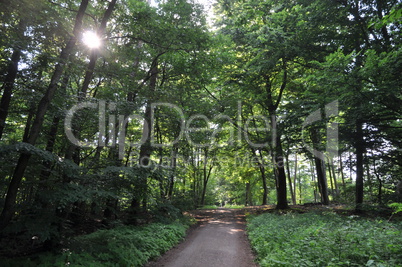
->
[247,212,402,266]
[1,221,189,267]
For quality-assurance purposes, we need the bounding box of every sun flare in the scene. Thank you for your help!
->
[82,31,101,49]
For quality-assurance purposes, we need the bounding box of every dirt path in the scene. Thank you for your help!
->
[145,208,259,267]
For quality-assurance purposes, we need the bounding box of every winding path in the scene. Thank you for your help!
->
[146,208,259,267]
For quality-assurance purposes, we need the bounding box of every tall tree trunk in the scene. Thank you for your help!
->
[310,160,318,203]
[330,158,339,197]
[339,155,346,187]
[254,149,268,205]
[245,182,252,206]
[328,161,334,196]
[65,0,117,163]
[0,49,21,140]
[298,166,302,204]
[310,129,329,205]
[167,145,178,198]
[286,153,296,205]
[201,149,213,206]
[39,72,70,182]
[131,60,158,214]
[355,121,364,211]
[293,154,298,205]
[258,164,268,205]
[373,159,382,204]
[264,60,289,210]
[0,0,89,231]
[274,133,288,209]
[0,17,25,140]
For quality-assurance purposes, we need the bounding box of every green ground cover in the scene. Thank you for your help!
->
[1,219,192,267]
[247,211,402,267]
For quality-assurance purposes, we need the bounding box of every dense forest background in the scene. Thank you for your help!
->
[0,0,401,256]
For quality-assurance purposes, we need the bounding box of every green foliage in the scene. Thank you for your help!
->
[1,221,190,267]
[389,203,402,215]
[247,212,402,266]
[149,201,183,223]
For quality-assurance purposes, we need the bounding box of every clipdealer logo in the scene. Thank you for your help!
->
[64,100,338,162]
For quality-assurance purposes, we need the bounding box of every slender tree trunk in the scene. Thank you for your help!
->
[355,121,364,211]
[39,72,70,182]
[255,149,268,205]
[245,182,252,206]
[65,0,117,162]
[293,154,298,204]
[339,155,346,187]
[314,157,329,205]
[259,163,268,205]
[0,49,21,140]
[298,166,302,204]
[310,129,329,205]
[274,134,288,209]
[167,145,178,198]
[0,0,89,231]
[328,161,334,196]
[131,61,158,213]
[286,153,296,205]
[310,159,318,203]
[331,158,339,197]
[201,149,213,206]
[264,60,288,210]
[373,159,382,204]
[39,116,61,182]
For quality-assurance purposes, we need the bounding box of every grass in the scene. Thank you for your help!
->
[247,211,402,267]
[1,219,193,267]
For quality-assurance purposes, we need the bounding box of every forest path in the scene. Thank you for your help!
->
[145,208,259,267]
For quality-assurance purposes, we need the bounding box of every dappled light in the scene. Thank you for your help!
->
[0,0,401,265]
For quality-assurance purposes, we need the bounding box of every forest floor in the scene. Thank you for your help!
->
[145,203,400,267]
[145,208,259,267]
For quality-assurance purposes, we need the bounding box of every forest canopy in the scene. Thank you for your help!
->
[0,0,401,256]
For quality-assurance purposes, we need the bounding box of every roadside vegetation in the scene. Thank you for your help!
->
[247,208,402,267]
[1,212,194,267]
[1,0,401,264]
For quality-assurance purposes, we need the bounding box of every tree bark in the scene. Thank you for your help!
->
[130,60,158,214]
[264,60,289,210]
[310,128,329,205]
[254,149,268,205]
[286,153,296,205]
[201,149,213,206]
[0,49,21,140]
[293,154,298,204]
[355,121,364,210]
[274,134,288,209]
[167,145,178,198]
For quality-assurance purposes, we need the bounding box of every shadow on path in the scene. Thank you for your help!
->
[145,208,259,267]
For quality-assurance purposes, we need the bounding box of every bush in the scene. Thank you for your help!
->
[1,221,190,267]
[247,212,402,266]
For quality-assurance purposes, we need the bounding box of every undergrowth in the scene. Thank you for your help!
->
[247,211,402,267]
[1,218,193,267]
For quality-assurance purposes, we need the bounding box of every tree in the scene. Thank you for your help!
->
[0,0,90,231]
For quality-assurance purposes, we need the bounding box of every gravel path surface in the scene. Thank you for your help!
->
[145,208,259,267]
